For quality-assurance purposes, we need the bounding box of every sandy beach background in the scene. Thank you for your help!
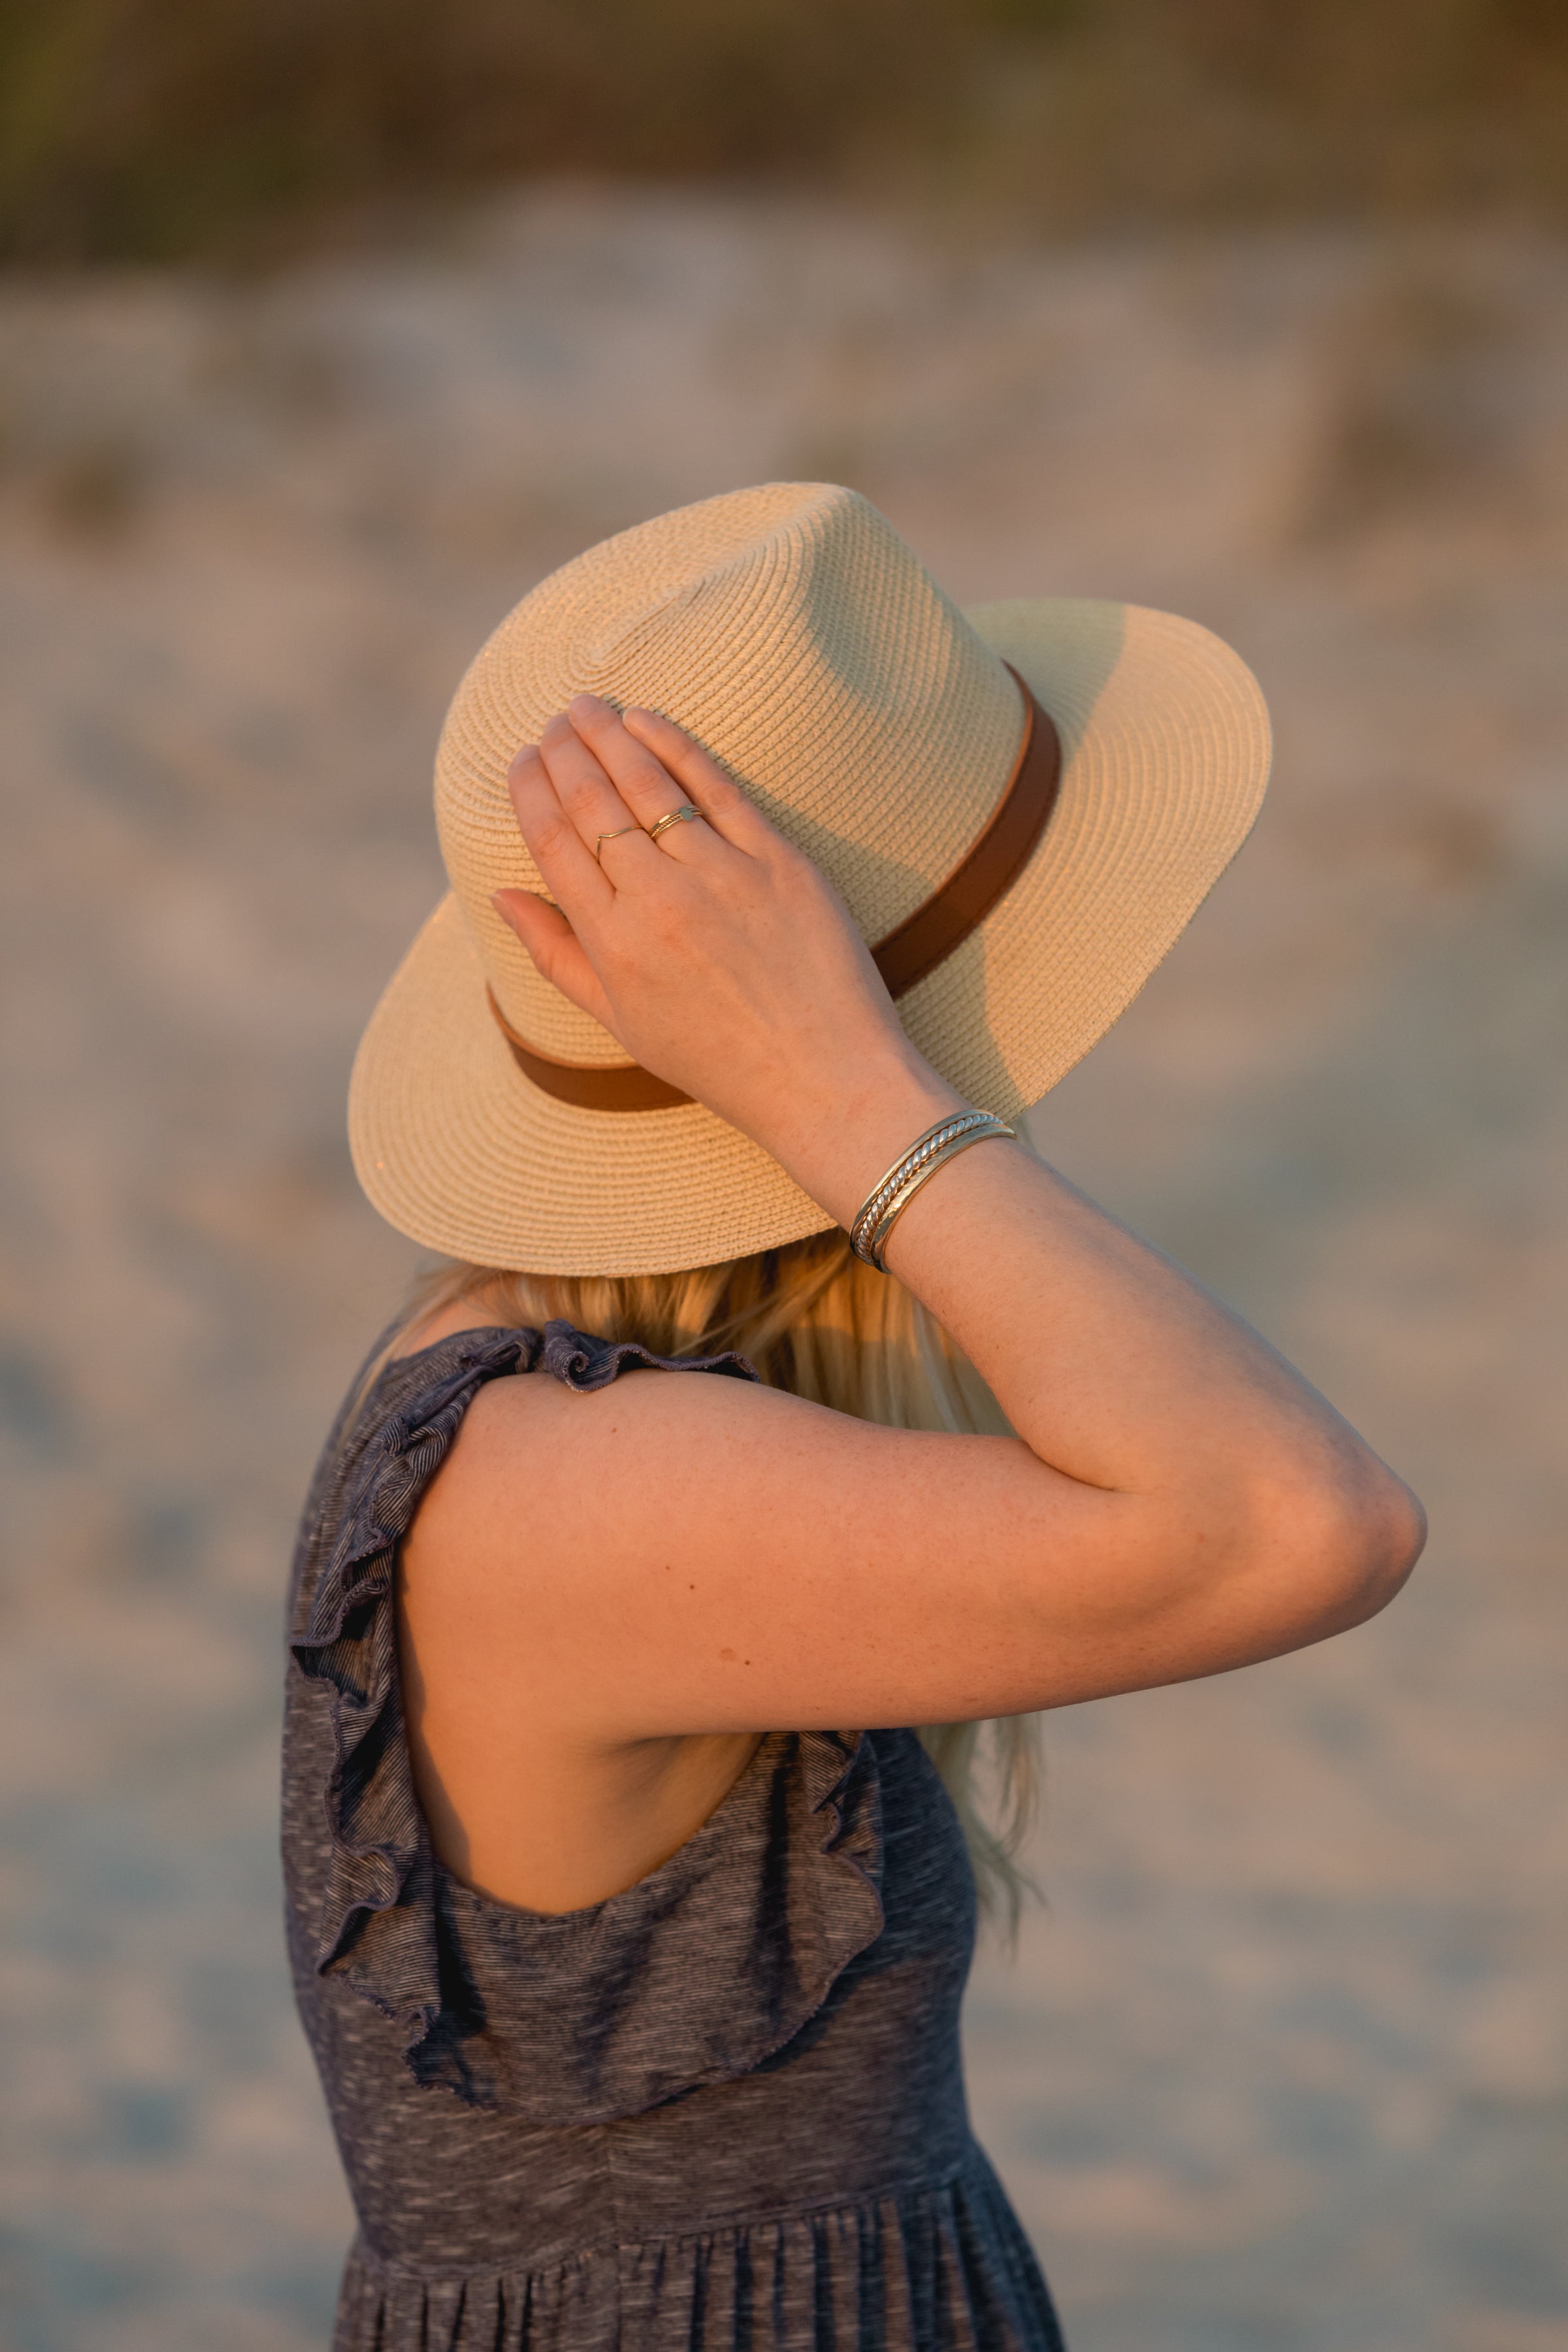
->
[1,185,1565,2349]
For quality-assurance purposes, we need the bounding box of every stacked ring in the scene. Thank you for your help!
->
[648,805,704,842]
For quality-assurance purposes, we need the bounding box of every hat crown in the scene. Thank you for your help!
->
[435,483,1024,1067]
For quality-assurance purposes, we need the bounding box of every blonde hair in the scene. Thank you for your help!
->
[397,1230,1041,1936]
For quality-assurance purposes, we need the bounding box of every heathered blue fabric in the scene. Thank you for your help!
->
[283,1322,1066,2352]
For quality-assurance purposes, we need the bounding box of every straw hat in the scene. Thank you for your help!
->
[350,483,1270,1275]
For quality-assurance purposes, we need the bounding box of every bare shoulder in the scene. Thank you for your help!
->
[402,1348,1075,1736]
[396,1311,870,1625]
[394,1354,793,1908]
[425,1350,868,1563]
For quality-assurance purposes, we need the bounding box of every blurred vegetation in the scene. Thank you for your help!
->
[1,0,1566,263]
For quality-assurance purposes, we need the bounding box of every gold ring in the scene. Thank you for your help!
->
[648,805,703,843]
[595,825,640,859]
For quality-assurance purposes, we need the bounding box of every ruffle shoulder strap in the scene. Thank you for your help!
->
[287,1321,883,2112]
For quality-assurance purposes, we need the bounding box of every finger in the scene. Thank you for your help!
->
[566,694,729,855]
[506,743,615,918]
[621,707,770,852]
[536,710,660,873]
[491,890,617,1032]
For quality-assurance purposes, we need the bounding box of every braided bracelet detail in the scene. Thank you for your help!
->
[849,1113,994,1258]
[849,1111,1015,1271]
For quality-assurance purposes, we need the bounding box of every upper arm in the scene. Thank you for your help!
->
[399,1364,1414,1740]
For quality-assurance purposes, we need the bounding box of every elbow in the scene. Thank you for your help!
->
[1038,1442,1427,1697]
[1260,1448,1427,1641]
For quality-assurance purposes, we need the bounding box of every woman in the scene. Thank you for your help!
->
[286,483,1424,2352]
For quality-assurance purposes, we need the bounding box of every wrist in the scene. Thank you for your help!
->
[760,1051,968,1235]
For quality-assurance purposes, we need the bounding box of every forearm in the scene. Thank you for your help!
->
[768,1051,1418,1591]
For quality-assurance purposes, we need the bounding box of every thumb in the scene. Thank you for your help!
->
[491,890,617,1033]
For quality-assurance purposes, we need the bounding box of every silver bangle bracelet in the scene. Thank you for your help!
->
[849,1111,1015,1271]
[862,1120,1015,1270]
[849,1112,995,1260]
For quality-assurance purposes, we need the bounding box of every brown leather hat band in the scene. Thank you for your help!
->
[486,998,696,1112]
[487,664,1061,1115]
[869,668,1059,996]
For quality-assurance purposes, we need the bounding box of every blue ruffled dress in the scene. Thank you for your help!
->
[284,1321,1066,2352]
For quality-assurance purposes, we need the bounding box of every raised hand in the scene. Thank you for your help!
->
[491,694,959,1218]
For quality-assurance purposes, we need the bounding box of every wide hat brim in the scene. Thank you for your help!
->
[349,597,1270,1275]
